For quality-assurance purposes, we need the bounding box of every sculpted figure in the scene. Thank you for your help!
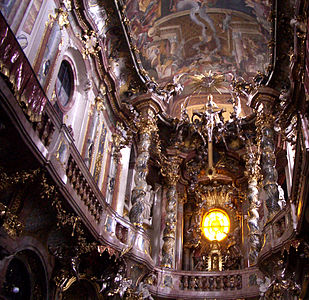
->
[142,185,154,224]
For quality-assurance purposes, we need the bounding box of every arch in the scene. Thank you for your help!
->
[3,257,31,299]
[56,60,74,110]
[1,248,48,299]
[64,47,89,92]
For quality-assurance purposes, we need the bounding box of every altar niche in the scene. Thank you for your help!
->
[183,185,243,272]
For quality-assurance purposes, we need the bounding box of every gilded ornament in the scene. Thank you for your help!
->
[161,156,182,186]
[0,202,23,238]
[94,153,103,183]
[79,30,101,58]
[51,197,97,255]
[134,115,157,136]
[62,0,72,11]
[112,121,133,163]
[95,94,106,112]
[56,8,70,30]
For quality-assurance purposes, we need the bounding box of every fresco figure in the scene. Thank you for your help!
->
[177,0,221,53]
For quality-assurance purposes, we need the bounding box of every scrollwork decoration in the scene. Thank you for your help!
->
[51,197,97,255]
[112,121,133,163]
[78,30,101,59]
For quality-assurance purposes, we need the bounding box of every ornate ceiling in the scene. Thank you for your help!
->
[79,0,297,127]
[126,0,271,81]
[124,0,273,109]
[81,0,290,196]
[81,0,282,124]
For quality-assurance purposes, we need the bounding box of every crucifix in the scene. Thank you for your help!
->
[202,94,223,173]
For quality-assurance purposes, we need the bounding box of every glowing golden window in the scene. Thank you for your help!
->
[202,209,230,241]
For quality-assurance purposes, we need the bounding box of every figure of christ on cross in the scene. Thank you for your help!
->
[193,94,224,174]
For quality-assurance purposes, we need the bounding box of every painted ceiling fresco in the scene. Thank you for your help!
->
[125,0,272,92]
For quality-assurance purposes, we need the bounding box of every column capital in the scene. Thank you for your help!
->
[134,110,157,137]
[248,86,280,112]
[161,155,182,186]
[131,92,165,115]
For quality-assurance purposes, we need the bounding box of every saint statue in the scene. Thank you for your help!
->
[142,185,155,225]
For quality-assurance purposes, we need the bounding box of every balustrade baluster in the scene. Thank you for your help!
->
[229,275,235,290]
[204,276,209,291]
[213,276,217,290]
[189,276,195,290]
[197,276,203,290]
[183,275,188,290]
[216,276,221,290]
[209,276,214,291]
[236,274,242,290]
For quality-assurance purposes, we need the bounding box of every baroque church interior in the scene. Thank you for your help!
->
[0,0,309,299]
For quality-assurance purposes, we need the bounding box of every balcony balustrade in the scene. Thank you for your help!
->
[149,267,262,299]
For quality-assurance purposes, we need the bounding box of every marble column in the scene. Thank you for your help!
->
[183,247,190,271]
[151,184,162,265]
[129,107,157,227]
[175,194,184,270]
[161,156,182,268]
[245,140,262,266]
[249,87,281,221]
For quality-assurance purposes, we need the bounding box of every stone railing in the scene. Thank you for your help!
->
[66,153,103,223]
[0,11,153,267]
[100,207,152,261]
[258,203,295,261]
[149,267,261,299]
[181,273,242,291]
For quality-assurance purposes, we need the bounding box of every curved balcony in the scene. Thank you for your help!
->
[0,11,152,267]
[258,204,295,262]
